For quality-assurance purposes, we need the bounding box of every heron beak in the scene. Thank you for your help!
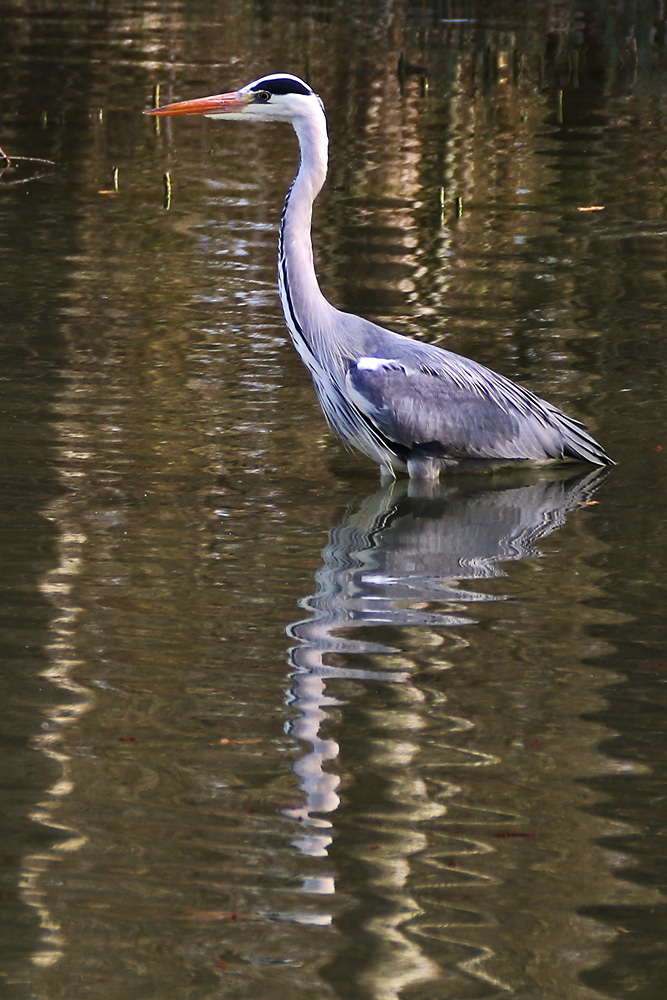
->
[144,90,250,117]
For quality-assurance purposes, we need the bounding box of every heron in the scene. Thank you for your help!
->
[146,73,613,479]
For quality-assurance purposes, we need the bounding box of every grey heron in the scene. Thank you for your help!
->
[146,73,613,479]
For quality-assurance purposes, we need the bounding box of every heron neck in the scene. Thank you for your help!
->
[278,108,335,359]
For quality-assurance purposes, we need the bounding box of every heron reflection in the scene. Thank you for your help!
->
[285,467,607,850]
[284,467,609,993]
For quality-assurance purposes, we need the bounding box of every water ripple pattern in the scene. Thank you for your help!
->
[284,469,636,997]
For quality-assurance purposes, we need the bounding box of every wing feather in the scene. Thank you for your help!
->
[346,354,609,464]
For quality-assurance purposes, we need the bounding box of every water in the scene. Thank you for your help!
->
[1,1,666,997]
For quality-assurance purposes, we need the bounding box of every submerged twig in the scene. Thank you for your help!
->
[0,153,56,185]
[98,166,120,195]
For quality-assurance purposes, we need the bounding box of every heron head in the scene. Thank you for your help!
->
[145,73,323,123]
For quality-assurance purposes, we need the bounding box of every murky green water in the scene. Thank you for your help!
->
[1,1,666,997]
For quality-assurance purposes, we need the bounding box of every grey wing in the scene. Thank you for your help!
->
[345,357,602,463]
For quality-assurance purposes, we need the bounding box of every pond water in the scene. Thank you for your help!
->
[1,1,666,998]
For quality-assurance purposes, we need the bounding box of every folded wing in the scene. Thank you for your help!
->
[346,356,611,465]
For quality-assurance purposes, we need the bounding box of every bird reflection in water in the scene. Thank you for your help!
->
[283,467,610,994]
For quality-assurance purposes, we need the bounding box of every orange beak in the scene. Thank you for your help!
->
[144,91,249,117]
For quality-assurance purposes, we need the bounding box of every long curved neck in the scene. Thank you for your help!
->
[278,105,337,364]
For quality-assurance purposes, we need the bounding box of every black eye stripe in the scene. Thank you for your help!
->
[249,76,312,97]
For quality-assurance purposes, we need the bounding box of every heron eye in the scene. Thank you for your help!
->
[256,90,271,103]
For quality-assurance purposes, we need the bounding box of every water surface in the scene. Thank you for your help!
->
[1,2,666,998]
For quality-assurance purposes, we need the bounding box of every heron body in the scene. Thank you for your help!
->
[147,73,613,479]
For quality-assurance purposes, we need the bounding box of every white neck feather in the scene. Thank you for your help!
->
[277,104,340,366]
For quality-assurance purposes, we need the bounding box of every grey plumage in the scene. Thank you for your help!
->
[148,73,613,479]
